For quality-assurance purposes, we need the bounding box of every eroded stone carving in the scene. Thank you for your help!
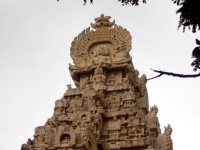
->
[21,14,173,150]
[88,45,111,68]
[90,14,115,29]
[158,124,173,150]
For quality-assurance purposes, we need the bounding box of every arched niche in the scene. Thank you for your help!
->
[60,133,71,144]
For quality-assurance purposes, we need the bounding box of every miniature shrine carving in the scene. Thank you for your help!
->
[21,14,173,150]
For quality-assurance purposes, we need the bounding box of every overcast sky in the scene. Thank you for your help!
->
[0,0,199,149]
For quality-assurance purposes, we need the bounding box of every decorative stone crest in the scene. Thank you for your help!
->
[91,14,115,29]
[70,14,132,71]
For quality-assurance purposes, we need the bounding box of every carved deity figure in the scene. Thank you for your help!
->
[93,67,106,91]
[88,45,111,68]
[106,73,117,85]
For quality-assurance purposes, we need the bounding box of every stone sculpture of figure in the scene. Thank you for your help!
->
[146,105,159,136]
[21,139,34,150]
[34,126,50,150]
[138,74,147,97]
[84,75,93,88]
[54,99,66,116]
[34,127,45,144]
[158,124,173,150]
[164,124,172,135]
[163,124,173,150]
[88,44,111,68]
[107,73,117,85]
[90,109,102,137]
[149,105,158,118]
[93,67,106,91]
[108,116,121,130]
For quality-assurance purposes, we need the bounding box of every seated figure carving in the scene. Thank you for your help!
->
[88,44,111,68]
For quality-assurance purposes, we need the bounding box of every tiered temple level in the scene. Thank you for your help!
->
[21,14,173,150]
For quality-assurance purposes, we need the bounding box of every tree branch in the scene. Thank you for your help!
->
[148,69,200,81]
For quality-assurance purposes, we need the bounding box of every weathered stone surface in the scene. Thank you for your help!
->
[21,14,173,150]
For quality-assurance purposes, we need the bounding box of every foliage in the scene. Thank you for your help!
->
[117,0,200,33]
[191,39,200,71]
[118,0,146,6]
[79,0,200,33]
[81,0,146,6]
[172,0,200,33]
[83,0,93,5]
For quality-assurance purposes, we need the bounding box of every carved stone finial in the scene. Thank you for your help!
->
[91,14,115,29]
[67,84,72,90]
[164,124,173,135]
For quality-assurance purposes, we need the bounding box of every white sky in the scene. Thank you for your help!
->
[0,0,199,149]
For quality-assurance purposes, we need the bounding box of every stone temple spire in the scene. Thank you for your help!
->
[21,14,173,150]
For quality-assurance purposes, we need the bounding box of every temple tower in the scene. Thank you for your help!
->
[21,14,173,150]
